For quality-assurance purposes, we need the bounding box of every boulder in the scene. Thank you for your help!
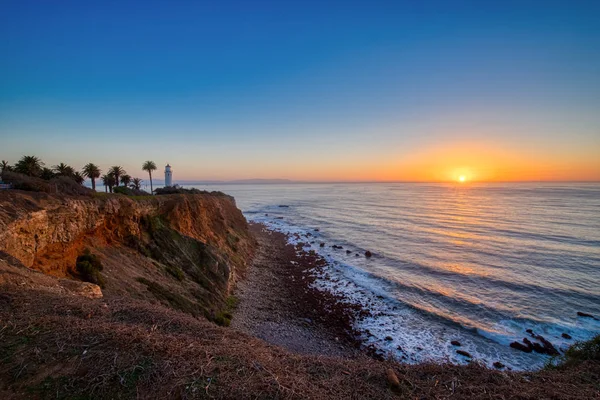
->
[346,250,352,254]
[534,335,559,356]
[456,350,472,358]
[384,336,393,341]
[386,368,401,389]
[319,243,325,247]
[510,340,532,353]
[451,340,461,346]
[577,311,595,319]
[365,251,373,258]
[493,361,505,369]
[562,333,572,340]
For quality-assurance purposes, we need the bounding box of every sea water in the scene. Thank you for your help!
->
[193,182,600,370]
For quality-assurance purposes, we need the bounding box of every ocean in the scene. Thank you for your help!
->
[198,182,600,370]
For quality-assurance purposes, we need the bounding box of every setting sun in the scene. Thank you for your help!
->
[459,175,466,182]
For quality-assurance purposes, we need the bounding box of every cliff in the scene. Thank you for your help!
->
[0,190,255,319]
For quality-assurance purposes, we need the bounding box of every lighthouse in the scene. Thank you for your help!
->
[164,164,173,187]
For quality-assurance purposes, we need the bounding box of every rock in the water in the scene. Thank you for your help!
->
[534,335,559,356]
[346,250,352,254]
[526,329,534,335]
[386,368,401,389]
[365,251,373,257]
[493,361,505,369]
[510,341,533,353]
[320,243,325,247]
[451,340,461,346]
[279,205,289,208]
[577,311,595,319]
[562,333,572,339]
[385,336,393,341]
[314,228,320,231]
[456,350,472,358]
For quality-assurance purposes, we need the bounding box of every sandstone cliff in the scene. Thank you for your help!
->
[0,190,255,319]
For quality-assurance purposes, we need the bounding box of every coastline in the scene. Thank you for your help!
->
[232,223,364,358]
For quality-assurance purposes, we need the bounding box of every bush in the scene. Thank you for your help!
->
[113,186,151,196]
[563,335,600,365]
[155,186,204,195]
[548,334,600,369]
[48,176,93,196]
[1,171,52,192]
[76,250,105,288]
[1,171,92,196]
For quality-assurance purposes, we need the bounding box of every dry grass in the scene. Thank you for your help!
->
[1,286,599,399]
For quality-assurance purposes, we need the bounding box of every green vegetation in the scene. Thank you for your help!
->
[109,166,126,187]
[137,277,205,317]
[142,160,157,193]
[76,249,105,288]
[165,264,185,281]
[213,295,240,327]
[1,155,147,195]
[13,155,44,177]
[82,163,101,191]
[548,334,600,369]
[131,177,143,190]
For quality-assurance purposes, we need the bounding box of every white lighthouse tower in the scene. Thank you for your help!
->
[164,164,173,187]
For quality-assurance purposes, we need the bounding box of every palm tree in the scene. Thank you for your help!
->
[41,168,56,180]
[82,163,101,191]
[130,178,143,190]
[53,163,75,176]
[109,166,125,187]
[72,172,85,185]
[14,155,44,177]
[120,174,132,188]
[0,160,12,172]
[101,174,116,193]
[142,161,157,194]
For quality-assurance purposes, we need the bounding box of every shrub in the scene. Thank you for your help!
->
[563,335,600,365]
[1,171,92,196]
[76,250,105,288]
[548,334,600,369]
[113,186,151,196]
[165,264,185,281]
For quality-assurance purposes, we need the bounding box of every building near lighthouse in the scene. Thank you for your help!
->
[164,164,173,187]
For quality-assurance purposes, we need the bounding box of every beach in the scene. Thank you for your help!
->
[232,223,362,358]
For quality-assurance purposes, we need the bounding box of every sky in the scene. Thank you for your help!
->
[1,0,599,182]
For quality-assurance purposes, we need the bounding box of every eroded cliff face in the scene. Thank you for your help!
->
[0,190,255,316]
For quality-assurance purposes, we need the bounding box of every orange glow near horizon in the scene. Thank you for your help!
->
[364,141,600,183]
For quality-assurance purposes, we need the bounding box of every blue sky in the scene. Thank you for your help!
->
[1,1,599,181]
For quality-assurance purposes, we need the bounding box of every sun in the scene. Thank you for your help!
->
[458,175,466,183]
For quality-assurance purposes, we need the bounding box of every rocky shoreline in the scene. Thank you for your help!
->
[234,222,589,370]
[232,223,369,358]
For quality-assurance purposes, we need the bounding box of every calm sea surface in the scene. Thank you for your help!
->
[194,182,600,369]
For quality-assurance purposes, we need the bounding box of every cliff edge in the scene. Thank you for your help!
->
[0,190,254,320]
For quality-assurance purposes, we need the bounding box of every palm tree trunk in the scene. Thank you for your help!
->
[91,178,96,191]
[149,171,153,194]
